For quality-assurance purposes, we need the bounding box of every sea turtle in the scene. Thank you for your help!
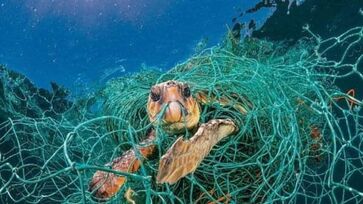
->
[88,80,252,201]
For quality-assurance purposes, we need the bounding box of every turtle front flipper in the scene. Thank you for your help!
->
[196,90,252,114]
[88,130,156,200]
[156,119,237,184]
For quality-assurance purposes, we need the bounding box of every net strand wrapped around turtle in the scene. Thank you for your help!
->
[0,25,363,203]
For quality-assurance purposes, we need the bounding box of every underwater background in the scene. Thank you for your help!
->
[0,0,269,91]
[1,0,363,203]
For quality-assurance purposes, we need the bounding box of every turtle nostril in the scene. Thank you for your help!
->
[166,81,175,86]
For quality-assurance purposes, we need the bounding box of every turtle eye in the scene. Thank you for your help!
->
[183,86,191,98]
[150,91,160,102]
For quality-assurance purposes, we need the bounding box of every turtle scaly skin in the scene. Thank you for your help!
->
[89,81,240,201]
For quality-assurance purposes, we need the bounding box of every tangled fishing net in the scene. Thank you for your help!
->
[1,23,363,203]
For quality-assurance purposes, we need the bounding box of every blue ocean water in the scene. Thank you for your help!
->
[0,0,269,90]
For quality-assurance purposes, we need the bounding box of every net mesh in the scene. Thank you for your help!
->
[0,24,362,203]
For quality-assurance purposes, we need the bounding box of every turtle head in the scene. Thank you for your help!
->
[147,80,200,133]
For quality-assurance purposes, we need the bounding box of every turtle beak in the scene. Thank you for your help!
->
[164,101,186,123]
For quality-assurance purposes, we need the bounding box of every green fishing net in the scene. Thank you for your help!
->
[0,24,362,203]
